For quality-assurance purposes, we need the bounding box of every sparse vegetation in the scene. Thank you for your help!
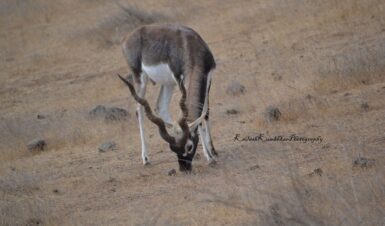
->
[353,156,375,168]
[98,141,117,152]
[89,105,129,122]
[264,106,282,122]
[27,139,47,152]
[1,0,385,225]
[226,81,246,96]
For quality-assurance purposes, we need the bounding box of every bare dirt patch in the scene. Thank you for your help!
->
[1,0,385,225]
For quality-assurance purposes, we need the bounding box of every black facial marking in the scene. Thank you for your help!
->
[170,128,199,172]
[178,155,193,172]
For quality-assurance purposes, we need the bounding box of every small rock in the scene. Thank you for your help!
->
[249,164,260,170]
[89,105,129,122]
[139,173,150,178]
[98,142,117,152]
[264,106,282,122]
[272,73,282,81]
[105,107,129,121]
[322,144,330,149]
[53,189,60,194]
[26,218,42,226]
[167,169,176,176]
[314,168,323,176]
[27,139,46,151]
[89,105,107,118]
[361,80,368,85]
[226,81,246,96]
[107,177,116,183]
[353,157,375,168]
[308,168,323,177]
[226,109,239,115]
[361,102,369,111]
[37,114,47,119]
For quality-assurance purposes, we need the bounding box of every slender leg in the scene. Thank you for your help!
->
[199,119,217,162]
[199,99,217,161]
[198,125,212,161]
[155,85,175,124]
[136,73,149,165]
[202,118,218,157]
[199,71,218,161]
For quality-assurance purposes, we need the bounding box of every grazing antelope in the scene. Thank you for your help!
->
[117,24,218,171]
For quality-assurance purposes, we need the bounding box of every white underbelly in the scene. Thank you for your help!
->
[142,63,177,85]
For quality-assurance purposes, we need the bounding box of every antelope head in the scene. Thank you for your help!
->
[117,74,206,171]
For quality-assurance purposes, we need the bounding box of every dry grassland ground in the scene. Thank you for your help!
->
[1,0,385,225]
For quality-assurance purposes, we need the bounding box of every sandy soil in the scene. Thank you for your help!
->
[1,0,385,225]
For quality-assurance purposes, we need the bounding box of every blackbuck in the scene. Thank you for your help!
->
[117,24,217,171]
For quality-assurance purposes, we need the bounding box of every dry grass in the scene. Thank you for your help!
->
[1,0,385,225]
[77,2,170,49]
[0,108,132,164]
[0,168,60,226]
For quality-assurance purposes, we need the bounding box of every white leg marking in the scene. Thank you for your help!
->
[137,73,149,165]
[199,125,211,161]
[202,119,217,159]
[155,85,175,124]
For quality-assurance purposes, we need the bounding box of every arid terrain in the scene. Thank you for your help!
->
[1,0,385,225]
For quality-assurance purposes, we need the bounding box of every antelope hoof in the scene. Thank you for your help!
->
[209,152,218,162]
[143,157,150,165]
[208,158,217,167]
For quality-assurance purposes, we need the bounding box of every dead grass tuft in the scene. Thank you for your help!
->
[0,169,60,225]
[80,2,169,49]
